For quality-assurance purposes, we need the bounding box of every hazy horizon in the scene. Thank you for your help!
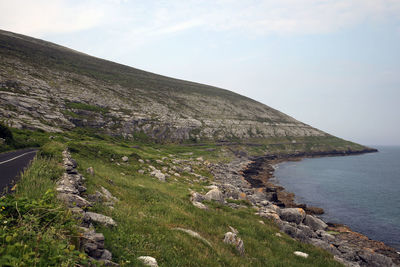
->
[1,1,399,146]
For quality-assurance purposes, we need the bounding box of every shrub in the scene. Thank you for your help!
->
[0,122,14,145]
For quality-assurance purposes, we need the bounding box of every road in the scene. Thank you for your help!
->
[0,148,38,194]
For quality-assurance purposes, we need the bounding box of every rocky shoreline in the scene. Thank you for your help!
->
[242,150,400,267]
[193,149,399,267]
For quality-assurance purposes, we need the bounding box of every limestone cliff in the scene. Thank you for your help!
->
[0,29,326,141]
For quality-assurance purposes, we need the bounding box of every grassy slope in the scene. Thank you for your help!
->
[65,133,342,266]
[1,129,346,266]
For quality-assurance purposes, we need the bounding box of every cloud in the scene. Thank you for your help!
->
[0,0,105,37]
[1,0,399,39]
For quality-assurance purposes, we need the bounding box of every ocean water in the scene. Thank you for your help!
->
[274,146,400,250]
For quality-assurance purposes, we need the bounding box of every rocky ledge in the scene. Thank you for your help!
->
[190,152,399,267]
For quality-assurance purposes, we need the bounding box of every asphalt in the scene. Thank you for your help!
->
[0,148,38,194]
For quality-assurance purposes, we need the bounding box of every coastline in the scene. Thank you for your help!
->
[240,149,400,266]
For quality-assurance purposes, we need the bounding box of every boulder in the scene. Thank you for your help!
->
[57,193,91,208]
[150,170,166,182]
[85,212,117,227]
[303,215,327,231]
[333,256,361,267]
[294,251,309,258]
[257,206,281,221]
[56,180,78,195]
[190,191,205,203]
[122,156,128,162]
[138,256,158,267]
[258,210,280,221]
[358,251,395,267]
[100,186,118,203]
[308,238,340,256]
[138,159,144,164]
[204,188,224,203]
[223,231,245,256]
[279,208,306,224]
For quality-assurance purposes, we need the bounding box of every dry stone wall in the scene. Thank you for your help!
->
[57,149,119,266]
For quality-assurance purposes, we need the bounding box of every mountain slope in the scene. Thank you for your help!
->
[0,29,329,142]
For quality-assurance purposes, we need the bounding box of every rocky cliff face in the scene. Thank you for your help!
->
[0,29,325,141]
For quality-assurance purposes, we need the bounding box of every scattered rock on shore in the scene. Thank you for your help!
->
[279,208,306,224]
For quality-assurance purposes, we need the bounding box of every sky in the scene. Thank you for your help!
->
[1,0,399,146]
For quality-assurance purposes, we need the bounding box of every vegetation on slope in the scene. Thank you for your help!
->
[1,128,352,266]
[66,136,342,266]
[0,142,89,266]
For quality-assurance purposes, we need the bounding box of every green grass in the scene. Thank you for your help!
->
[0,128,356,266]
[67,137,343,266]
[0,141,89,266]
[16,142,65,199]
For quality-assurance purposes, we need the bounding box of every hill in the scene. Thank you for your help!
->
[1,29,330,141]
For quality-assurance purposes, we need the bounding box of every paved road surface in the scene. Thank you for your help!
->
[0,148,38,194]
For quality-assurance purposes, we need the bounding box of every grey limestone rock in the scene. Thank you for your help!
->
[57,193,91,208]
[150,170,166,182]
[138,256,158,267]
[358,251,396,267]
[223,231,245,256]
[294,251,309,258]
[204,188,224,203]
[190,191,205,203]
[279,208,306,224]
[303,215,328,231]
[85,212,117,227]
[100,186,118,203]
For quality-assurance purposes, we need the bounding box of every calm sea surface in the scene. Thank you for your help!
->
[274,146,400,250]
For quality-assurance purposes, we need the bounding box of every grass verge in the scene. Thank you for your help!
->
[0,141,89,266]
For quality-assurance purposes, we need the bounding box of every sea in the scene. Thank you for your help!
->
[273,146,400,250]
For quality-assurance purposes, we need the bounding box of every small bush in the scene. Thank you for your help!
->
[0,122,14,145]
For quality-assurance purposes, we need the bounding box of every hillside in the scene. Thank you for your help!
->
[0,29,390,267]
[0,29,330,143]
